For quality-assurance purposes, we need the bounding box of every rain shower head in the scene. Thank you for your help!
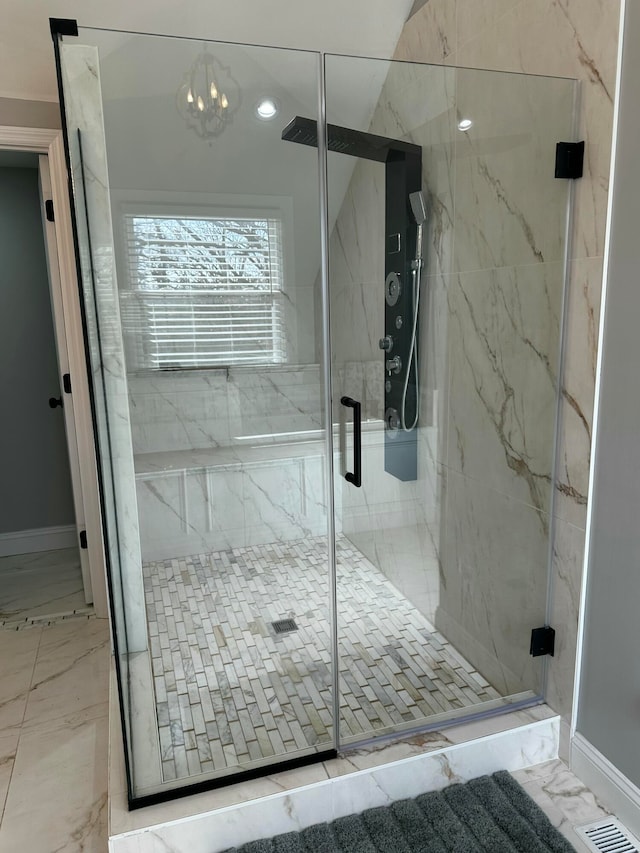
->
[281,116,421,163]
[409,190,427,225]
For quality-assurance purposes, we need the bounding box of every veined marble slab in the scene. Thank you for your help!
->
[108,712,559,852]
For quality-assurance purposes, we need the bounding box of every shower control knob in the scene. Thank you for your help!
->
[385,271,402,307]
[386,355,402,375]
[385,407,400,432]
[378,335,394,352]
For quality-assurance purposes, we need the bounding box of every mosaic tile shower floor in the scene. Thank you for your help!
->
[143,537,500,781]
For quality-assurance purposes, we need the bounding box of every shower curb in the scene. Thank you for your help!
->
[107,713,560,853]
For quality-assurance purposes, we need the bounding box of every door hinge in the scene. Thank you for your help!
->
[45,199,55,222]
[530,625,555,657]
[79,530,88,550]
[63,373,72,394]
[555,141,584,179]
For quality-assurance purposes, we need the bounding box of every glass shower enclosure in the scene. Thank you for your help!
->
[54,25,576,804]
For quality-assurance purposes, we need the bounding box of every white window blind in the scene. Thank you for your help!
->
[119,214,286,368]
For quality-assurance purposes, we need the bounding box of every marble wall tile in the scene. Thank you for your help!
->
[59,44,147,653]
[453,1,618,265]
[546,519,586,724]
[454,0,618,84]
[327,56,456,633]
[437,471,549,695]
[389,0,620,738]
[368,63,457,283]
[394,0,457,65]
[136,450,328,561]
[571,80,616,261]
[419,273,451,443]
[446,263,564,514]
[327,280,385,373]
[455,0,523,51]
[129,366,323,456]
[136,472,189,557]
[452,70,574,273]
[243,460,321,546]
[225,367,323,442]
[554,259,602,530]
[326,157,385,289]
[128,372,231,454]
[347,521,441,622]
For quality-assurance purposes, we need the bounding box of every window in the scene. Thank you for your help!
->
[119,213,286,369]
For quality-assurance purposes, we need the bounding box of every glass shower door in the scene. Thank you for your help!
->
[324,54,577,744]
[56,28,336,801]
[56,23,579,802]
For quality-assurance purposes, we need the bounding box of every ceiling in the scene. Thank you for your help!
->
[0,0,414,102]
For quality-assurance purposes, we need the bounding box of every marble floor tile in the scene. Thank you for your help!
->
[0,714,108,853]
[0,735,18,822]
[0,547,91,626]
[512,758,612,853]
[143,535,500,782]
[0,628,42,735]
[22,617,110,732]
[0,615,109,852]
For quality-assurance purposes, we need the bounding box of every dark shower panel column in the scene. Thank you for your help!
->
[383,150,422,482]
[281,116,422,482]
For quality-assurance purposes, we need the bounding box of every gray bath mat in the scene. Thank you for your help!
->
[223,770,576,853]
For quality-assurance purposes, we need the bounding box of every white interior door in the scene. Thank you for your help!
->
[38,154,93,604]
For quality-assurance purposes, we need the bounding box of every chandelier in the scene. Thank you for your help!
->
[176,46,241,141]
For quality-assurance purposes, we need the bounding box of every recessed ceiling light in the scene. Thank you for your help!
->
[256,98,279,120]
[458,118,473,132]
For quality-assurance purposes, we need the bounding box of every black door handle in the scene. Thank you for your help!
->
[341,396,362,488]
[49,396,63,409]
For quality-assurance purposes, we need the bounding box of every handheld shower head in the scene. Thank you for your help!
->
[409,190,427,266]
[409,190,427,226]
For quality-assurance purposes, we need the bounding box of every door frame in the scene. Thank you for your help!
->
[0,124,107,618]
[38,152,92,603]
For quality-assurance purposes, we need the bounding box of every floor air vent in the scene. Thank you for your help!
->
[271,618,298,635]
[576,817,640,852]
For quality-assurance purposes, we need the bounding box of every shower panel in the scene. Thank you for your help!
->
[54,23,577,804]
[283,116,422,481]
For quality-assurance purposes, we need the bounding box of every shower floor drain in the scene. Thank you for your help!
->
[576,817,640,852]
[271,618,298,635]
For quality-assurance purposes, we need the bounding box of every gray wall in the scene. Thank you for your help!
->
[576,0,640,787]
[0,166,75,534]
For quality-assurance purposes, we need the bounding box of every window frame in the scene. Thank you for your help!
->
[112,190,295,373]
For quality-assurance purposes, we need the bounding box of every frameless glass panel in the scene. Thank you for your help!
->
[324,54,576,744]
[58,29,333,800]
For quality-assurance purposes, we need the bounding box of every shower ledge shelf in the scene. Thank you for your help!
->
[133,421,438,475]
[106,664,559,853]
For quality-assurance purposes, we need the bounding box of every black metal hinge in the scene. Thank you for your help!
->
[49,18,79,38]
[79,530,88,550]
[555,141,585,179]
[530,625,555,657]
[45,199,54,222]
[63,373,72,394]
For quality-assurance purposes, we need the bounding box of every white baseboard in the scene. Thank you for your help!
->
[571,733,640,839]
[0,524,77,557]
